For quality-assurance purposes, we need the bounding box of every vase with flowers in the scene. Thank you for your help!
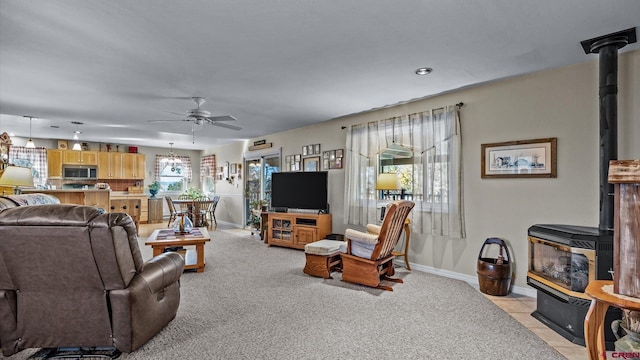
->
[147,181,160,198]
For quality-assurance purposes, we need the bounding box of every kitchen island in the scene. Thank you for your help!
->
[23,188,111,211]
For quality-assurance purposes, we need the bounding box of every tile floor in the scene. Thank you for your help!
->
[484,292,587,360]
[139,222,587,360]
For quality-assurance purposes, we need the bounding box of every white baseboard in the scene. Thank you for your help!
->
[395,260,537,298]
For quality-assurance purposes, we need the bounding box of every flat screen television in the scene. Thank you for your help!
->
[271,171,328,212]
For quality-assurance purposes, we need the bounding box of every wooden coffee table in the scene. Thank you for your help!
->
[145,227,211,273]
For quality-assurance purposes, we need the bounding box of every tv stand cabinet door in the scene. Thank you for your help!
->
[295,226,318,246]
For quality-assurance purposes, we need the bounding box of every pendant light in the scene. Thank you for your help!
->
[161,142,182,168]
[24,116,36,148]
[71,121,83,150]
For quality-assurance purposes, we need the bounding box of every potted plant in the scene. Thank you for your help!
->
[147,181,161,198]
[247,199,268,230]
[182,187,204,199]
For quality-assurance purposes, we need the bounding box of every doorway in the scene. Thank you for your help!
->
[244,150,280,227]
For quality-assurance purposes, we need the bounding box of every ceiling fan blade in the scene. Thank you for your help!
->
[207,115,237,122]
[147,119,189,123]
[212,122,242,130]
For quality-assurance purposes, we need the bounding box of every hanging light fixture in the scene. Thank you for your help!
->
[161,142,182,169]
[71,121,83,150]
[23,116,36,148]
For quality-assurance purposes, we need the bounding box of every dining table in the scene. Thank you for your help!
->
[171,198,214,228]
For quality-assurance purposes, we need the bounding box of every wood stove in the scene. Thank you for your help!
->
[527,224,619,346]
[527,27,636,349]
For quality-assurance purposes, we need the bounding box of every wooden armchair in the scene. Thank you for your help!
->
[341,200,414,291]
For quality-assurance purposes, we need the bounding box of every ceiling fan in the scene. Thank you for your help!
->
[148,97,242,130]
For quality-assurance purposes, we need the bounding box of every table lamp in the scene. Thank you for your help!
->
[0,166,34,194]
[376,173,401,200]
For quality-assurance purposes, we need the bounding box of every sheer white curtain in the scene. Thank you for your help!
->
[344,105,465,238]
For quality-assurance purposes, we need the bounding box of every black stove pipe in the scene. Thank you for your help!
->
[581,27,637,231]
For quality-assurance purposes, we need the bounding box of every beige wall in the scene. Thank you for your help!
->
[210,50,640,290]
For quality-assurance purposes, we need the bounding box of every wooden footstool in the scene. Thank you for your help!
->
[303,239,347,279]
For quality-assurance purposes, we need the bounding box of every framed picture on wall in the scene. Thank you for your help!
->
[303,156,320,172]
[481,137,557,178]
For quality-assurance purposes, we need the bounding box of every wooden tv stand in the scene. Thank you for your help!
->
[266,212,332,250]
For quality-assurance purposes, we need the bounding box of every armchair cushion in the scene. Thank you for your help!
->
[345,228,379,245]
[366,224,381,235]
[345,228,379,259]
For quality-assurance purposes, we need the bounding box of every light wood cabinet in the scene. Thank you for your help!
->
[97,152,124,179]
[123,153,145,179]
[267,212,332,250]
[83,191,111,210]
[23,189,110,211]
[47,149,63,179]
[111,194,148,223]
[148,197,164,224]
[97,152,145,180]
[63,150,98,165]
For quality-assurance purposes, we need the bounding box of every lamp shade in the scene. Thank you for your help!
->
[375,173,401,191]
[0,166,34,194]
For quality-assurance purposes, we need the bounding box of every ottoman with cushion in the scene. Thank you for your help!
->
[303,239,347,279]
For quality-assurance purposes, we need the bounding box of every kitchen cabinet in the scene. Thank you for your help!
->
[123,153,145,179]
[63,150,98,165]
[97,152,123,179]
[23,189,110,211]
[111,194,149,223]
[148,197,164,224]
[47,149,63,179]
[97,152,145,180]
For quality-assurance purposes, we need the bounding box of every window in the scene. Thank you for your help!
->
[200,154,216,194]
[155,155,192,192]
[159,163,185,191]
[8,146,48,187]
[346,105,464,238]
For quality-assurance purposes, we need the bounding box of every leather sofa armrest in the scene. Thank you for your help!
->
[138,252,185,294]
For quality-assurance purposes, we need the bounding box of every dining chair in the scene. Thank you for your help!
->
[205,196,220,228]
[165,196,180,228]
[192,196,212,228]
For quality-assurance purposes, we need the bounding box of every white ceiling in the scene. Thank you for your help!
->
[1,1,638,150]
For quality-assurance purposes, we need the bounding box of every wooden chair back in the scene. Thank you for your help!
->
[165,196,177,214]
[370,200,415,261]
[192,196,212,227]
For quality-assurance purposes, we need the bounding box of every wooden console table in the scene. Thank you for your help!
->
[266,212,332,250]
[584,280,640,360]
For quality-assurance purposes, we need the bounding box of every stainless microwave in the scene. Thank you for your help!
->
[63,166,97,180]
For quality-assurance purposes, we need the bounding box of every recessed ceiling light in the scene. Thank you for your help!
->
[415,67,433,75]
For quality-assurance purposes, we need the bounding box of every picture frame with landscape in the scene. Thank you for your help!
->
[481,137,557,178]
[303,156,320,172]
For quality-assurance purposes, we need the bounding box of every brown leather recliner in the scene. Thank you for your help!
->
[0,204,185,356]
